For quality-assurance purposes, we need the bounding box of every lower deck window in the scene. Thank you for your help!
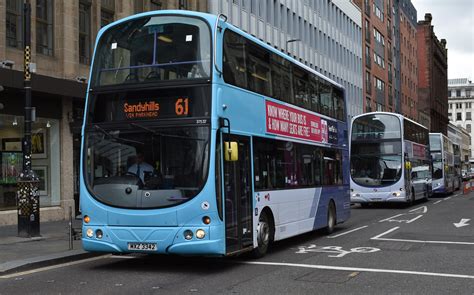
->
[253,137,343,191]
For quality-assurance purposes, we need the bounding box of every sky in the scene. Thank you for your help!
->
[411,0,474,80]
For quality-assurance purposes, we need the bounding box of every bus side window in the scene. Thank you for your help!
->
[223,31,247,89]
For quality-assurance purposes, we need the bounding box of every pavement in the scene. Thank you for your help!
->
[0,218,100,275]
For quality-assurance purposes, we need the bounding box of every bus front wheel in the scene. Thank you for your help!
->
[252,211,273,258]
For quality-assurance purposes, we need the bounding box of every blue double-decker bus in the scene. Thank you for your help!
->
[81,10,350,257]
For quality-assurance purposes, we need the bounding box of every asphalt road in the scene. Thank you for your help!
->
[1,190,474,294]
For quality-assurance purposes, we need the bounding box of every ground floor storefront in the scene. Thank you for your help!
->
[0,68,85,225]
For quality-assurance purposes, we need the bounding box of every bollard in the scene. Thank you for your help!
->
[17,171,40,238]
[69,207,73,250]
[463,181,470,195]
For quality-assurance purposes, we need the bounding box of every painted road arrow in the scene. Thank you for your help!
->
[453,219,471,228]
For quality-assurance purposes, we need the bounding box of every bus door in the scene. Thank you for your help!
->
[222,135,253,254]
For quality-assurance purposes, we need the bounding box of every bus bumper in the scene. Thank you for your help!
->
[432,184,447,195]
[82,225,225,255]
[351,191,408,203]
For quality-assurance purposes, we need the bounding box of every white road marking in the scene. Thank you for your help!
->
[370,227,474,245]
[370,227,400,239]
[406,215,424,223]
[241,261,474,280]
[409,206,428,214]
[444,197,452,201]
[379,214,423,224]
[453,219,470,228]
[0,255,109,279]
[433,200,443,205]
[296,245,380,257]
[327,226,369,238]
[379,214,404,222]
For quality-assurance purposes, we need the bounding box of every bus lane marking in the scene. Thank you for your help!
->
[296,245,380,257]
[327,225,369,238]
[433,200,443,205]
[241,261,474,280]
[378,206,427,224]
[370,226,474,245]
[379,214,423,224]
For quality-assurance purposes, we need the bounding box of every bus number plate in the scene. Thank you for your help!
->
[128,242,157,251]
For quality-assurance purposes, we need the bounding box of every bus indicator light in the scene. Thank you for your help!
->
[202,216,211,225]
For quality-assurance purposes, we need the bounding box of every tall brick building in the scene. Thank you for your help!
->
[397,0,418,121]
[355,0,392,113]
[417,13,448,134]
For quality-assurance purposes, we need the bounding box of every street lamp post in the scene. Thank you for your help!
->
[286,39,301,55]
[17,0,40,238]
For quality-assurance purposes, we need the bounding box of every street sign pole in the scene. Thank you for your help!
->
[17,0,40,238]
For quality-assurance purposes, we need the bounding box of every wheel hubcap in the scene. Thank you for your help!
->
[257,220,269,246]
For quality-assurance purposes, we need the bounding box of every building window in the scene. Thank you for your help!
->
[467,102,472,108]
[365,71,371,93]
[366,97,372,112]
[467,90,471,98]
[79,1,91,64]
[456,90,461,97]
[373,28,385,45]
[467,124,472,133]
[457,113,462,121]
[467,112,472,120]
[36,0,54,56]
[101,10,113,27]
[376,103,383,112]
[373,3,384,21]
[178,0,188,10]
[448,112,452,120]
[6,0,23,48]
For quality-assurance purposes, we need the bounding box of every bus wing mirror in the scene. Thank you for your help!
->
[224,141,238,161]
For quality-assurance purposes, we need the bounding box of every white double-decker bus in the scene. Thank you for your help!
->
[350,112,430,206]
[429,133,455,195]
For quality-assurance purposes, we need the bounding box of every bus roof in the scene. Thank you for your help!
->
[352,111,428,130]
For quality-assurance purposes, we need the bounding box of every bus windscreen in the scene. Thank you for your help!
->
[91,15,211,87]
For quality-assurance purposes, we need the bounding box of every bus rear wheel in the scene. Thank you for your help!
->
[326,201,336,234]
[252,211,272,258]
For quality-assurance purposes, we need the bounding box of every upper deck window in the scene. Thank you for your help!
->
[91,15,211,87]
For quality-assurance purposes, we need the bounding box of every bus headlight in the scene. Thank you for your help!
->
[196,229,206,239]
[392,192,401,197]
[96,229,103,239]
[86,228,94,238]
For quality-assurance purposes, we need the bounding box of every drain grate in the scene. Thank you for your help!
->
[296,270,359,284]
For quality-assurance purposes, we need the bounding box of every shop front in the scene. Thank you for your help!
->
[0,68,86,225]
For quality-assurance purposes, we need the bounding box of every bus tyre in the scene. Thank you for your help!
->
[409,188,415,205]
[326,201,336,235]
[252,211,272,258]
